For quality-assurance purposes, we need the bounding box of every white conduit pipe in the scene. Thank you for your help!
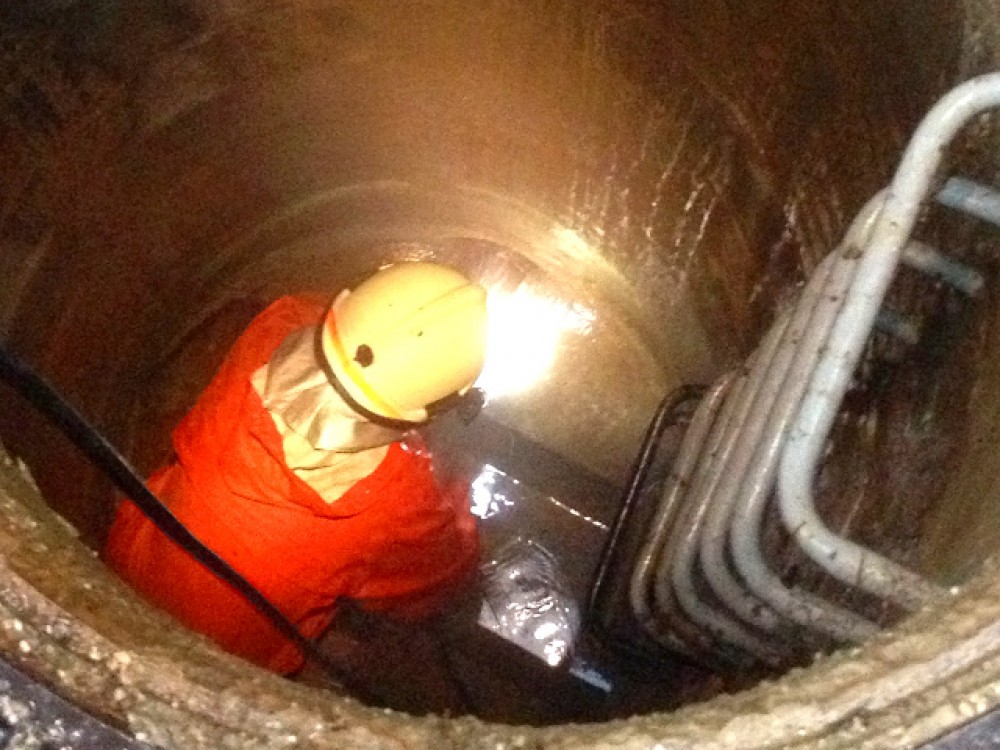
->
[778,73,1000,609]
[696,252,841,641]
[651,198,884,658]
[677,199,979,656]
[873,308,921,346]
[726,195,890,645]
[655,209,978,657]
[901,238,984,296]
[937,176,1000,234]
[628,375,733,659]
[652,366,760,662]
[661,321,792,666]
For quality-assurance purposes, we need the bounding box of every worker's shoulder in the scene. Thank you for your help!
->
[254,295,328,328]
[232,296,326,348]
[196,295,327,387]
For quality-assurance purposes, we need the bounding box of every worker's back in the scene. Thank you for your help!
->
[104,295,479,673]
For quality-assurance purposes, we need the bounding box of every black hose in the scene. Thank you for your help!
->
[586,384,706,628]
[0,343,356,689]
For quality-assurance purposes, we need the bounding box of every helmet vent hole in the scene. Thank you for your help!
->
[354,344,374,367]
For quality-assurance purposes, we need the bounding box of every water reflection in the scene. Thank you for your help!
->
[470,464,516,520]
[479,536,580,667]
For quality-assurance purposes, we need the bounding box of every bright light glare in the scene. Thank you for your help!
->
[475,284,595,400]
[469,464,515,520]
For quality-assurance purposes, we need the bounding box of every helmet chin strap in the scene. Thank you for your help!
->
[426,387,485,425]
[261,323,484,450]
[310,326,424,433]
[310,324,486,431]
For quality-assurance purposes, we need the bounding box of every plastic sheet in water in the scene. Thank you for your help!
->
[478,536,581,667]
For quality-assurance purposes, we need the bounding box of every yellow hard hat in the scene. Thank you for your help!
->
[321,261,489,423]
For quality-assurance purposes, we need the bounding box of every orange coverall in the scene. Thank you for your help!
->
[104,297,479,674]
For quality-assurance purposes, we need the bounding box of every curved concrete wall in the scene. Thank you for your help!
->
[3,0,1000,746]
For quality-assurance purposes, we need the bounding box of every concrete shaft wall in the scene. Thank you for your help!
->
[3,1,1000,747]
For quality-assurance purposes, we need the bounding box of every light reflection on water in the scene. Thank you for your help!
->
[469,462,609,531]
[469,463,516,520]
[479,536,580,668]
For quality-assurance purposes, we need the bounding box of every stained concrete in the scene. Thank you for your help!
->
[4,0,1000,746]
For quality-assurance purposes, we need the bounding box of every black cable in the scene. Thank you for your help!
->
[0,343,355,689]
[586,384,706,627]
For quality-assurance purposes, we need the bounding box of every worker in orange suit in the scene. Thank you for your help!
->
[104,261,488,675]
